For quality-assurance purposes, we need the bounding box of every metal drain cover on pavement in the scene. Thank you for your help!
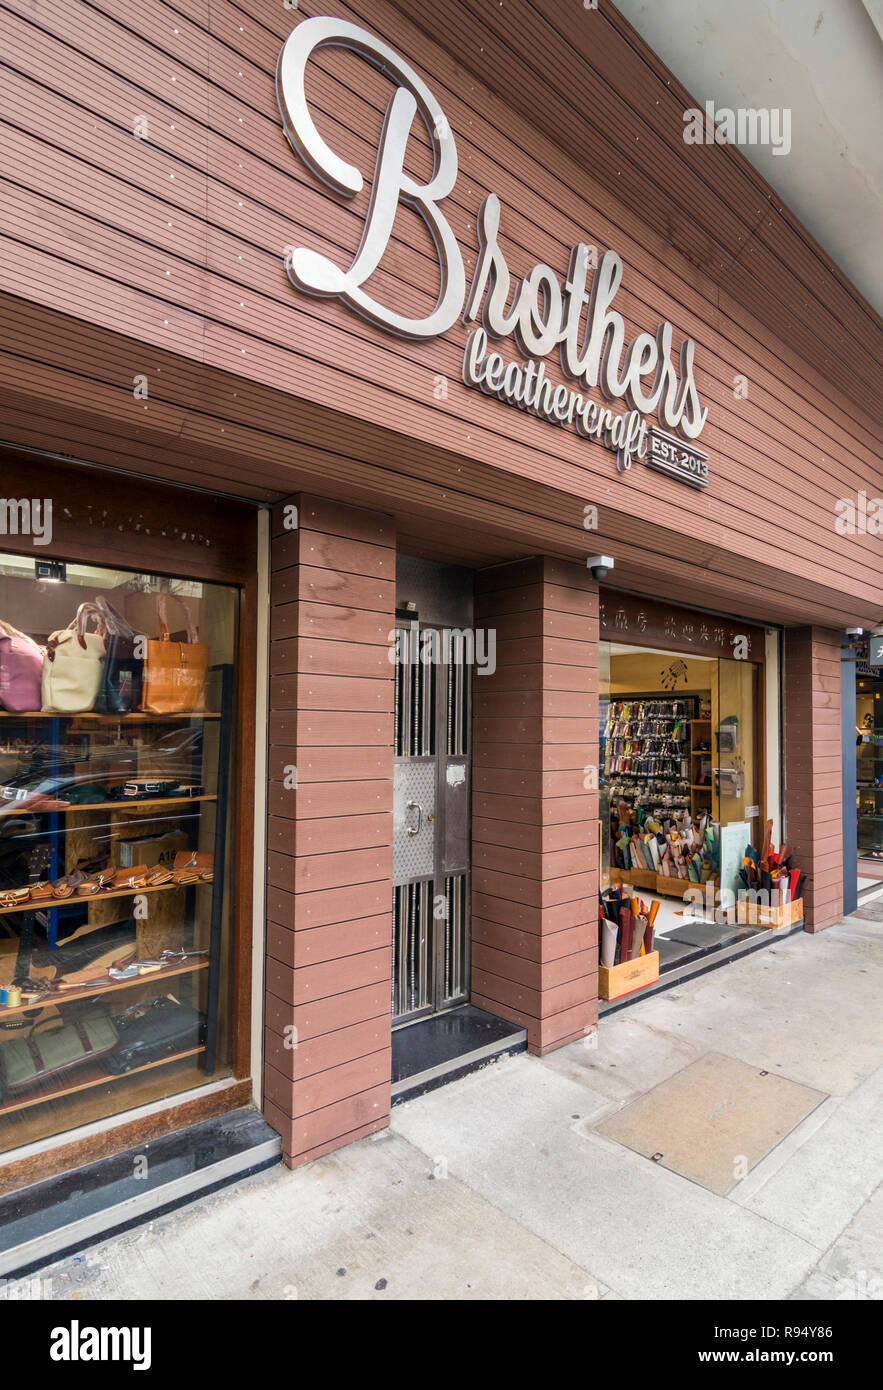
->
[595,1052,826,1195]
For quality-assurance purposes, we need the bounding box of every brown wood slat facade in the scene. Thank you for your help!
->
[263,495,395,1166]
[0,0,881,629]
[0,0,875,1168]
[783,629,844,933]
[473,559,599,1053]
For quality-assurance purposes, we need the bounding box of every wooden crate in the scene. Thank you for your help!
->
[611,867,657,890]
[736,897,804,930]
[599,950,660,1001]
[654,872,690,897]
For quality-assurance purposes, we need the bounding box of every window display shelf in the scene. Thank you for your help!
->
[0,877,213,916]
[51,794,217,814]
[0,1048,206,1119]
[0,712,220,721]
[0,956,208,1020]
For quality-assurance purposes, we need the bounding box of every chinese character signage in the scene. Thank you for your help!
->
[599,591,765,662]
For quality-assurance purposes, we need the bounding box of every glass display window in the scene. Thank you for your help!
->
[0,554,238,1155]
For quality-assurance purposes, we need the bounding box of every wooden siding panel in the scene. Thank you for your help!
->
[471,558,599,1053]
[0,0,881,631]
[264,494,394,1165]
[784,627,844,933]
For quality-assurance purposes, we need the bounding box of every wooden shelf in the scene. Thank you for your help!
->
[0,711,219,721]
[57,795,216,813]
[0,877,211,916]
[691,783,713,791]
[0,957,208,1020]
[0,1047,206,1117]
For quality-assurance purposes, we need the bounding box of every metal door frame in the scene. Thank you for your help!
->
[392,621,472,1028]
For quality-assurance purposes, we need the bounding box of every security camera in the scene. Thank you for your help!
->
[586,555,614,582]
[845,627,865,637]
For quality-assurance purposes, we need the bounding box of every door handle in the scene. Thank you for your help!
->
[406,800,423,836]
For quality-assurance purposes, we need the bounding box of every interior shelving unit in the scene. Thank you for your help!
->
[689,714,714,823]
[603,692,698,823]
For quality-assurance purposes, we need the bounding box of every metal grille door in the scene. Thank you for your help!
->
[392,622,471,1025]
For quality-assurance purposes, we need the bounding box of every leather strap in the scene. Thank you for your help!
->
[74,602,107,649]
[94,595,137,639]
[157,593,198,645]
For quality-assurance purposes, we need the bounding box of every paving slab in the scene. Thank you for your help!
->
[391,1053,820,1300]
[542,1012,701,1105]
[814,1185,883,1298]
[735,1062,883,1250]
[789,1186,883,1300]
[610,925,883,1095]
[28,1129,602,1302]
[788,1269,844,1301]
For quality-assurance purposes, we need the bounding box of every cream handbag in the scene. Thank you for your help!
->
[41,603,106,713]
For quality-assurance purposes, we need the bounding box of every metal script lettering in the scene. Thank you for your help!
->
[276,16,464,338]
[276,16,709,454]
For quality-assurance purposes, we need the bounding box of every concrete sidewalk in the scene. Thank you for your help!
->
[22,907,883,1301]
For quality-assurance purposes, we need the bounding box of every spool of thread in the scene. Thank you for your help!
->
[0,987,7,1005]
[6,986,21,1007]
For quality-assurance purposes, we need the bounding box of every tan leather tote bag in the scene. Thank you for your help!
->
[141,594,209,715]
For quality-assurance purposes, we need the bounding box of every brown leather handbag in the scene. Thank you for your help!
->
[141,595,209,715]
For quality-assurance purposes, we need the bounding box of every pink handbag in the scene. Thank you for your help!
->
[0,620,43,712]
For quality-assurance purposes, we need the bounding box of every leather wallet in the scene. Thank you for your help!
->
[111,865,149,891]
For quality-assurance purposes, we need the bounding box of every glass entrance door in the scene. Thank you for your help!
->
[716,657,760,847]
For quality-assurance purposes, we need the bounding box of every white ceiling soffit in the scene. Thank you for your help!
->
[615,0,883,317]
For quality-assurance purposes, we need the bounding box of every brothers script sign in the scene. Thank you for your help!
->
[275,16,710,484]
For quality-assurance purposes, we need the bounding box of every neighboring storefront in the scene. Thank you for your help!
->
[1,0,881,1196]
[851,637,883,885]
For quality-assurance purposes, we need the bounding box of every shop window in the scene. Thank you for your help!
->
[857,673,883,862]
[0,554,237,1155]
[600,640,761,896]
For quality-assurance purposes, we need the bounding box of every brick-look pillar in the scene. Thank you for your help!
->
[471,557,599,1054]
[263,496,395,1166]
[784,626,844,932]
